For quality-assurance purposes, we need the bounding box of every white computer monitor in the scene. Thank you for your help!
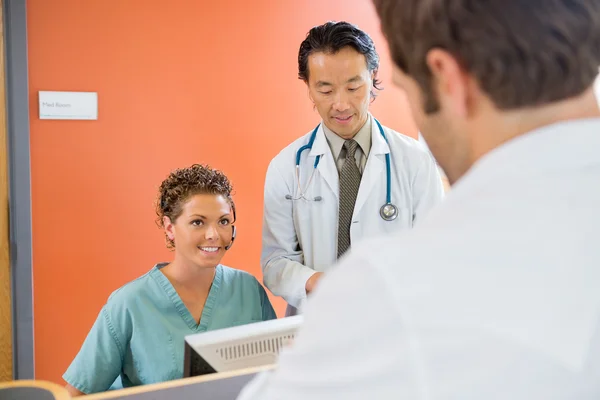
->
[183,316,303,377]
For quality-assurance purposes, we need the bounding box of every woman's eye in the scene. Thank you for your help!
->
[191,220,203,226]
[219,219,230,226]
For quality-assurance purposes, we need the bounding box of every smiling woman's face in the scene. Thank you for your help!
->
[163,193,234,269]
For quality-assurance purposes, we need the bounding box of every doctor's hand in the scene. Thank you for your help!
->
[305,272,324,294]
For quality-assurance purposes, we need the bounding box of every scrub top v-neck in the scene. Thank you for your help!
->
[156,262,224,332]
[63,263,276,394]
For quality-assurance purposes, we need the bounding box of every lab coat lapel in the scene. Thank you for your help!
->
[309,124,339,200]
[354,119,390,216]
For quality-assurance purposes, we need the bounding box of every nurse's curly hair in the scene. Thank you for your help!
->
[155,164,235,250]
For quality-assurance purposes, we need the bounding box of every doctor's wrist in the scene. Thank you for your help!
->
[305,272,324,294]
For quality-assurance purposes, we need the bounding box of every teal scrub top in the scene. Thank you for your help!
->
[63,263,277,394]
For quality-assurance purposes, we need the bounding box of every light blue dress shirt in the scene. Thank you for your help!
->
[63,263,276,394]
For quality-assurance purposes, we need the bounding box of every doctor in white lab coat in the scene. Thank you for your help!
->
[261,21,444,314]
[239,1,600,399]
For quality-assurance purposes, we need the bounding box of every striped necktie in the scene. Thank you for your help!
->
[337,139,361,258]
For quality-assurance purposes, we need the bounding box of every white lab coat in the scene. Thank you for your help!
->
[240,118,600,400]
[261,117,444,313]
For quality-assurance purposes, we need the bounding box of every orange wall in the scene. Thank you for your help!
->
[27,0,417,384]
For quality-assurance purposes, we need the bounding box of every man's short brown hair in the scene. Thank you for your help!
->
[373,0,600,113]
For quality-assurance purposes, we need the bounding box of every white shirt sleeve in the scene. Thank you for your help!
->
[261,160,317,308]
[238,250,423,400]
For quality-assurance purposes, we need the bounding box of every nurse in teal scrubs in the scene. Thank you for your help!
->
[63,164,277,396]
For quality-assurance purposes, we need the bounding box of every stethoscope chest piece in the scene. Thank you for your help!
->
[380,203,398,221]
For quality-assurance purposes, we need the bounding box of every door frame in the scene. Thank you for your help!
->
[3,0,34,380]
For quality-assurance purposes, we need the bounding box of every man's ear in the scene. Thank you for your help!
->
[426,48,469,118]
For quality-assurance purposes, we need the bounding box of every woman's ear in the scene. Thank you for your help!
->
[163,216,175,241]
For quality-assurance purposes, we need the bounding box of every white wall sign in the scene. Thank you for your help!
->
[39,91,98,120]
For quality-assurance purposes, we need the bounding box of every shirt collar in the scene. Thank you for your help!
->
[322,114,372,159]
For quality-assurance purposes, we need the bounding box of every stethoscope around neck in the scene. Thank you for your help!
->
[285,118,399,222]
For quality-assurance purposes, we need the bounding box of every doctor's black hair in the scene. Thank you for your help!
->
[155,164,236,250]
[298,21,383,99]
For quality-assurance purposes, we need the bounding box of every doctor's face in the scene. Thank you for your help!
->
[307,47,374,139]
[164,194,234,270]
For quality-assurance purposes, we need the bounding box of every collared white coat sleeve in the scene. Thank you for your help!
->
[261,160,316,309]
[237,251,420,400]
[411,150,445,225]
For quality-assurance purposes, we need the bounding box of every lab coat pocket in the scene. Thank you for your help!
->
[293,197,326,247]
[293,197,323,223]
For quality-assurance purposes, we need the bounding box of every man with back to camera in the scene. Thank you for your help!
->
[239,0,600,398]
[261,21,444,316]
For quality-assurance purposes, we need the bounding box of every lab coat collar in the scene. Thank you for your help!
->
[369,115,391,156]
[308,123,339,200]
[308,114,391,203]
[309,123,330,157]
[353,116,389,217]
[455,117,600,193]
